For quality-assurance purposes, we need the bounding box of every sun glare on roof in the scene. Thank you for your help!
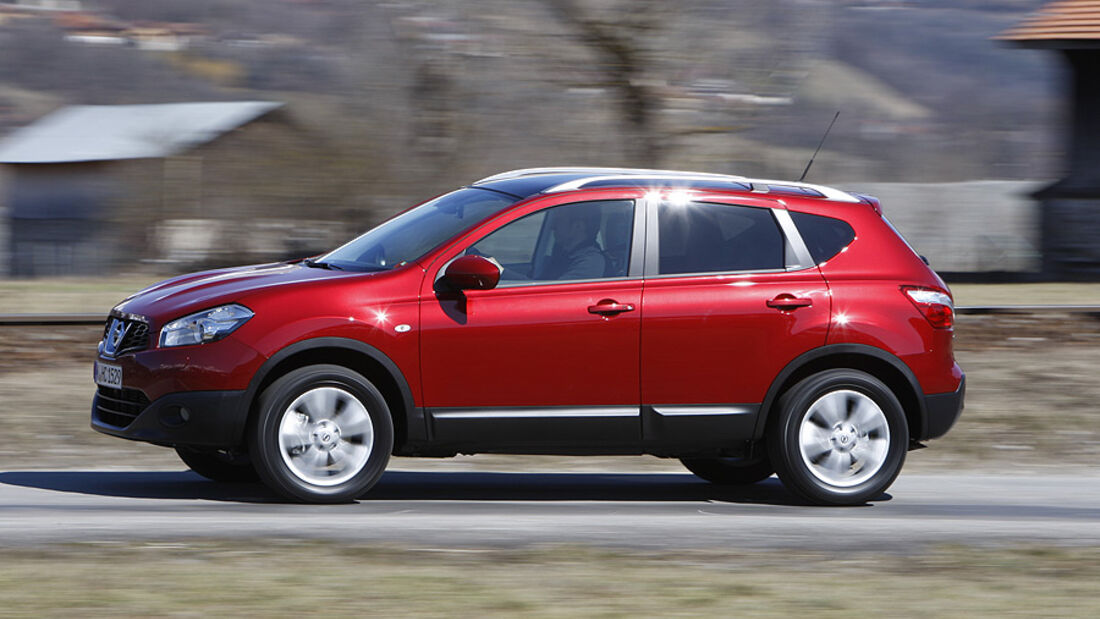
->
[667,189,692,207]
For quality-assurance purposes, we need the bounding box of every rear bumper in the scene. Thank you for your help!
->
[921,374,965,440]
[91,389,249,448]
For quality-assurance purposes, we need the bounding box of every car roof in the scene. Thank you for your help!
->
[471,167,861,203]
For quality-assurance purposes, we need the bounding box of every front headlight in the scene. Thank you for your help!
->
[159,304,254,348]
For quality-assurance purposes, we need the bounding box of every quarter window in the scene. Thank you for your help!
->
[657,202,785,274]
[789,211,855,265]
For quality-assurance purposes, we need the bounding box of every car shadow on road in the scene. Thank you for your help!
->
[372,471,817,505]
[0,470,283,503]
[0,470,889,506]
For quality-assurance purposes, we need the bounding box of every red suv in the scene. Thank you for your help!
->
[93,167,964,505]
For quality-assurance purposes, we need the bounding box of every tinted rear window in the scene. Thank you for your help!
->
[790,211,855,264]
[658,202,784,274]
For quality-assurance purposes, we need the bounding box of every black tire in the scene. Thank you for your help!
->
[175,445,259,483]
[248,364,393,503]
[680,454,774,485]
[768,369,908,506]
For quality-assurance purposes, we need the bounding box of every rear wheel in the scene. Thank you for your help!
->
[175,446,258,483]
[249,364,393,503]
[768,369,908,505]
[680,454,774,485]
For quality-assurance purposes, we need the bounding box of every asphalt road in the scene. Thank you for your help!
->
[0,470,1097,550]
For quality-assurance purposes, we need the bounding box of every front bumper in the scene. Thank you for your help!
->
[91,333,264,447]
[91,388,249,448]
[920,374,965,440]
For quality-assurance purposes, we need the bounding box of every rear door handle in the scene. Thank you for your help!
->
[766,294,813,310]
[588,299,635,316]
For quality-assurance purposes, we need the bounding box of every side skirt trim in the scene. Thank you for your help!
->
[652,406,755,417]
[432,406,637,420]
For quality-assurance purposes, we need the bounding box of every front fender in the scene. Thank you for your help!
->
[242,336,422,444]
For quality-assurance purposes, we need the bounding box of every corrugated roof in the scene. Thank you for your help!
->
[998,0,1100,43]
[0,101,283,164]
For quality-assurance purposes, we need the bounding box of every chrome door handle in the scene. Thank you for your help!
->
[588,300,635,316]
[766,294,813,310]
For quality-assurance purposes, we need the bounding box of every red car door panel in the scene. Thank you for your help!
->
[419,198,644,450]
[422,281,641,408]
[640,271,830,405]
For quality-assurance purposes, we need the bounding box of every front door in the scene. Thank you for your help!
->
[420,198,644,451]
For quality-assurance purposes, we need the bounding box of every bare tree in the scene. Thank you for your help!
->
[543,0,666,166]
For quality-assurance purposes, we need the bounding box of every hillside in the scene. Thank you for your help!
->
[0,0,1061,189]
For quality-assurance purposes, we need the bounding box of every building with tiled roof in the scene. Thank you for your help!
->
[999,0,1100,47]
[0,102,315,277]
[1001,1,1100,278]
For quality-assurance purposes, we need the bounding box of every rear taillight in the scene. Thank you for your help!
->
[903,286,954,329]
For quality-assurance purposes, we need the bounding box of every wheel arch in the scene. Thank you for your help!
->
[241,337,420,451]
[754,344,926,444]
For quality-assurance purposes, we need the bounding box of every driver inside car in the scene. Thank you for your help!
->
[534,207,605,281]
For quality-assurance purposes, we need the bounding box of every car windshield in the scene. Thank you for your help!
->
[316,187,519,272]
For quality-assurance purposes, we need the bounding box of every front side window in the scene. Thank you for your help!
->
[319,187,518,272]
[657,202,784,275]
[469,200,634,284]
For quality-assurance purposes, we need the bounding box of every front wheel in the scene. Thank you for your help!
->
[249,364,393,503]
[768,369,908,506]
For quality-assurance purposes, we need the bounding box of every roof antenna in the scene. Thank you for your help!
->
[799,111,840,183]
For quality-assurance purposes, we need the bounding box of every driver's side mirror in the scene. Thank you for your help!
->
[441,255,501,292]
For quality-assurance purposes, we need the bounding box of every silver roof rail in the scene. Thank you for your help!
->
[474,167,744,184]
[474,167,861,203]
[544,174,751,193]
[740,178,861,203]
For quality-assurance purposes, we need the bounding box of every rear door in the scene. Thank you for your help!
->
[639,196,830,448]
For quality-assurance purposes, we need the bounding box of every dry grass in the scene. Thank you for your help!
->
[0,364,179,470]
[950,283,1100,306]
[0,541,1097,617]
[0,275,161,315]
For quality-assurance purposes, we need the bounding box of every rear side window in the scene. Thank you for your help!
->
[657,202,784,275]
[790,211,855,265]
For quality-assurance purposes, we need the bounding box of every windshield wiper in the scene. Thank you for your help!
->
[302,258,343,270]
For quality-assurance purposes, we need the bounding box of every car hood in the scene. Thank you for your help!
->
[113,262,359,322]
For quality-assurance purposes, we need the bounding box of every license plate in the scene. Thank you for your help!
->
[95,362,123,389]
